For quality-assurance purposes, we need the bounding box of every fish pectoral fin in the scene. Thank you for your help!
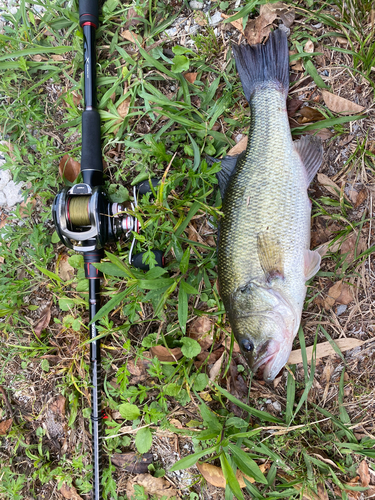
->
[304,249,321,281]
[257,232,284,282]
[208,152,244,199]
[294,135,323,186]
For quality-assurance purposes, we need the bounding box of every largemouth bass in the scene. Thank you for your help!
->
[213,29,323,381]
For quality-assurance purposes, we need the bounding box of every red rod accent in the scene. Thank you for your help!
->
[82,21,97,28]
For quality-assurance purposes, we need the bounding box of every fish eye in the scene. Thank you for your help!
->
[241,339,254,353]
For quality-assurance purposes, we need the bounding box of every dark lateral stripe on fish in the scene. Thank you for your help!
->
[232,29,289,102]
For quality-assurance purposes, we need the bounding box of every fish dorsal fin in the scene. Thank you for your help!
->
[294,135,323,186]
[208,153,244,199]
[257,232,284,282]
[304,249,321,281]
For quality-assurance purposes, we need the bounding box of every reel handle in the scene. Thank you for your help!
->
[131,250,165,270]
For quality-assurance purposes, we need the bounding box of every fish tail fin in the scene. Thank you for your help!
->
[232,29,289,102]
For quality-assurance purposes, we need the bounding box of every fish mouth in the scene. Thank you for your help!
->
[254,344,292,382]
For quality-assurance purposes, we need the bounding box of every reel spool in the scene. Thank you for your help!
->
[52,182,140,253]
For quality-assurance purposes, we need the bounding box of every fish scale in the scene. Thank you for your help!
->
[214,30,323,381]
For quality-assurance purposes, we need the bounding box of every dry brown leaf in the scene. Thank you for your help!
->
[0,418,12,435]
[354,188,367,208]
[322,90,365,115]
[184,72,198,84]
[290,50,304,71]
[34,303,52,338]
[49,395,66,418]
[59,483,83,500]
[150,345,183,362]
[244,15,274,45]
[121,30,141,44]
[197,461,267,488]
[317,173,349,201]
[72,91,82,106]
[19,197,36,218]
[287,98,303,117]
[304,40,314,53]
[112,452,153,473]
[336,36,349,45]
[51,54,65,61]
[305,128,334,140]
[59,154,80,183]
[357,460,370,487]
[209,351,225,381]
[260,2,295,27]
[188,316,213,350]
[124,7,143,29]
[228,136,248,156]
[126,474,180,499]
[298,106,325,123]
[117,97,131,119]
[324,280,354,309]
[194,11,207,26]
[221,13,244,34]
[340,233,367,263]
[58,254,75,281]
[287,338,364,365]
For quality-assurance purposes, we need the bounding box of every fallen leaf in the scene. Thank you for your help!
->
[197,461,267,488]
[194,11,207,26]
[58,254,75,281]
[244,13,274,45]
[59,483,83,500]
[126,474,180,499]
[322,90,365,115]
[290,50,304,71]
[304,40,314,53]
[336,36,349,45]
[0,418,12,435]
[34,303,52,338]
[184,72,198,84]
[117,97,131,119]
[325,280,354,309]
[19,197,36,218]
[188,316,213,350]
[357,460,370,487]
[261,2,295,27]
[287,338,365,365]
[221,13,244,34]
[228,136,248,156]
[150,346,183,362]
[287,98,303,117]
[354,188,367,208]
[209,351,225,381]
[59,154,80,183]
[298,106,325,123]
[340,232,367,263]
[49,395,66,418]
[169,418,183,429]
[317,173,349,201]
[51,54,65,61]
[124,7,143,29]
[112,452,153,473]
[120,29,141,45]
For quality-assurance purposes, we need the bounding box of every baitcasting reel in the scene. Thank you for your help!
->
[52,179,163,267]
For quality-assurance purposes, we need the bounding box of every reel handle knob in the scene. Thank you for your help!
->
[136,178,160,197]
[131,250,164,270]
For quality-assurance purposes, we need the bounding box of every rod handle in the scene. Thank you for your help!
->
[81,109,103,184]
[79,0,99,27]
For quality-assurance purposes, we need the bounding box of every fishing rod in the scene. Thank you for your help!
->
[52,1,162,497]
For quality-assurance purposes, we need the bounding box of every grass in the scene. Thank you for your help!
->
[0,0,375,499]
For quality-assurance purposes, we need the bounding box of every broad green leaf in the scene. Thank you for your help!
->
[220,452,245,500]
[179,248,190,274]
[135,427,153,454]
[228,444,268,484]
[68,254,83,268]
[138,278,174,290]
[172,45,195,55]
[35,264,62,283]
[90,284,137,324]
[169,443,218,471]
[180,280,199,295]
[93,263,128,277]
[193,373,209,392]
[180,337,201,359]
[171,55,189,73]
[118,403,141,420]
[59,298,77,311]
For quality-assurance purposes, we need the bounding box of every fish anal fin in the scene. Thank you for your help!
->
[304,249,321,281]
[257,232,284,282]
[294,135,323,186]
[208,152,244,199]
